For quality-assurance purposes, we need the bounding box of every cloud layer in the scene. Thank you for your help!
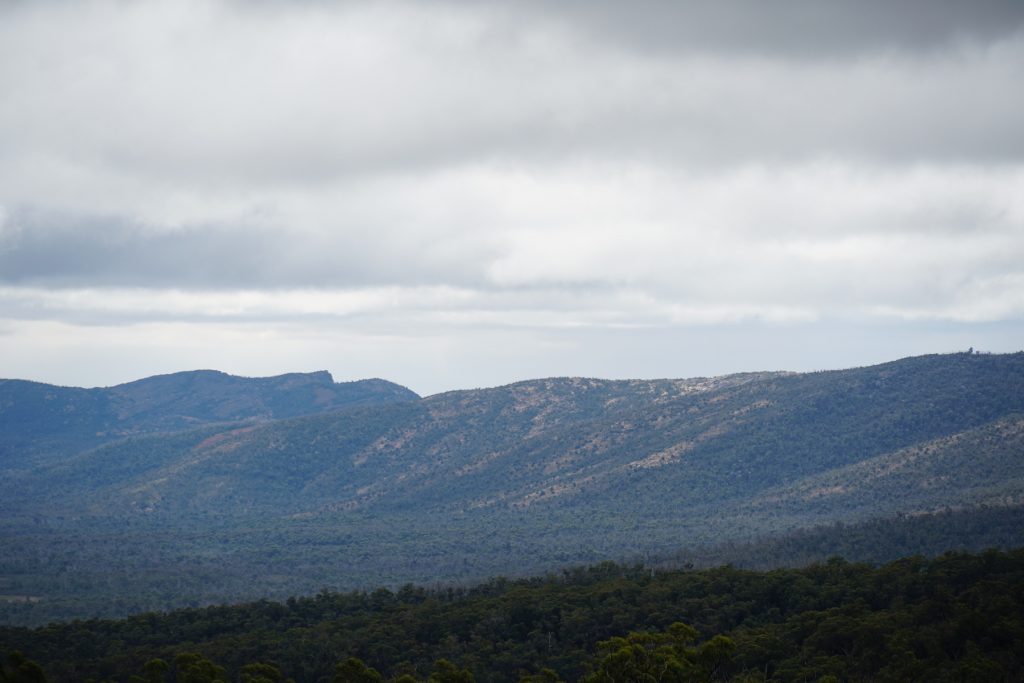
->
[1,0,1022,391]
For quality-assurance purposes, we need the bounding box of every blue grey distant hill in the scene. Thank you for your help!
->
[0,370,419,468]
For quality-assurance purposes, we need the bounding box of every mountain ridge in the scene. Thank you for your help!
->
[3,351,1023,624]
[9,352,1023,522]
[0,369,419,469]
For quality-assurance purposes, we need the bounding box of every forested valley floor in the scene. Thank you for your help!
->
[5,354,1024,628]
[4,354,1024,680]
[3,547,1023,683]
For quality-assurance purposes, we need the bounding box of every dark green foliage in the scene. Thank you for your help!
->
[133,659,169,683]
[428,660,474,683]
[239,662,287,683]
[173,654,226,683]
[1,652,46,683]
[517,669,563,683]
[580,622,735,683]
[333,657,383,683]
[2,549,1022,682]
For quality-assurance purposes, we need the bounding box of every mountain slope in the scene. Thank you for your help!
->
[737,413,1024,523]
[24,352,1023,526]
[3,352,1024,625]
[0,370,419,469]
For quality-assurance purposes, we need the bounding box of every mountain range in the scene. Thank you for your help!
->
[0,370,417,468]
[2,351,1023,625]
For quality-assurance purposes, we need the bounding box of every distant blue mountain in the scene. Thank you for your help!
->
[0,370,419,468]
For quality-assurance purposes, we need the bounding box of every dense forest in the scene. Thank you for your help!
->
[656,504,1024,571]
[3,503,1023,628]
[3,548,1022,682]
[4,353,1024,625]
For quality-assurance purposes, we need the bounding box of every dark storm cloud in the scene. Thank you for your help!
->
[509,0,1024,58]
[1,0,1021,220]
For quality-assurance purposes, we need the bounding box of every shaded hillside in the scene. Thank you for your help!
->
[0,370,419,469]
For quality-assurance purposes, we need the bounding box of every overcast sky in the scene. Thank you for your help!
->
[1,0,1022,395]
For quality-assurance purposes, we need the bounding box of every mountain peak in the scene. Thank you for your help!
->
[305,370,334,383]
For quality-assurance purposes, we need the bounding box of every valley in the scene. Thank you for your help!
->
[2,352,1023,626]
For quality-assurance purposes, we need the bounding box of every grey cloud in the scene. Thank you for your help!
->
[0,208,495,289]
[274,0,1024,58]
[1,0,1021,202]
[2,157,1021,307]
[0,0,1021,367]
[507,0,1024,58]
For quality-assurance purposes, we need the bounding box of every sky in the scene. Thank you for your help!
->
[1,0,1023,396]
